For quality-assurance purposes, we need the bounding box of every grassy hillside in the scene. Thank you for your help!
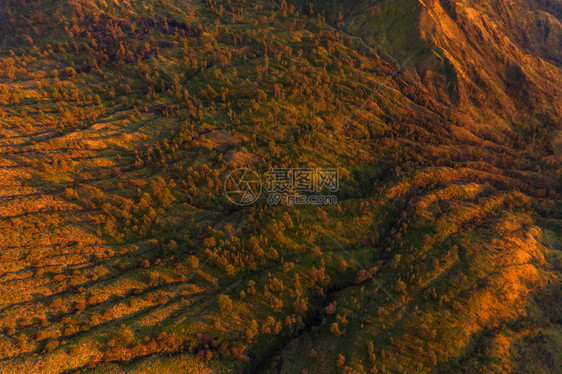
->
[0,0,560,373]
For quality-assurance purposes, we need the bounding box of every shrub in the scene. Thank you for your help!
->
[75,301,86,312]
[87,295,100,306]
[49,298,63,309]
[44,339,59,352]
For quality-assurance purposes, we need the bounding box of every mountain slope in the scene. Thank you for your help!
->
[304,0,562,123]
[0,0,560,373]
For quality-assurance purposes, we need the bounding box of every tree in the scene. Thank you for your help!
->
[246,319,259,342]
[336,353,345,368]
[187,255,199,270]
[330,322,341,336]
[218,294,232,313]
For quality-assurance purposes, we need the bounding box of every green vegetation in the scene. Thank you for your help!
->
[0,0,560,373]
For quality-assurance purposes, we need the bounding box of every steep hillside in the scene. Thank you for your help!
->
[303,0,562,125]
[0,0,560,373]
